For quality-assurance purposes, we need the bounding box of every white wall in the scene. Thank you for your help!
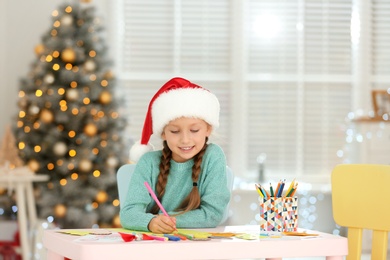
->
[0,1,6,138]
[0,0,112,138]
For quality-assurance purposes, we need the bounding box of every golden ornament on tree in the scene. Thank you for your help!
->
[99,91,112,105]
[95,190,108,203]
[40,109,54,123]
[84,123,98,136]
[54,204,67,218]
[104,70,114,79]
[27,159,40,172]
[34,44,45,56]
[61,48,76,63]
[79,158,93,172]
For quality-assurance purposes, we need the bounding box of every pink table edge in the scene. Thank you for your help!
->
[43,225,348,260]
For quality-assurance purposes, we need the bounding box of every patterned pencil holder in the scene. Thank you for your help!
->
[259,197,298,232]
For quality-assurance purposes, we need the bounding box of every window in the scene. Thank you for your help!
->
[112,0,389,181]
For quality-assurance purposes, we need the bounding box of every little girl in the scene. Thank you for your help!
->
[120,77,230,234]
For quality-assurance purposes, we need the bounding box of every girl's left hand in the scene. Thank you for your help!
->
[148,215,176,233]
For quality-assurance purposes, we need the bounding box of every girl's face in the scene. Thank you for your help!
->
[162,117,212,163]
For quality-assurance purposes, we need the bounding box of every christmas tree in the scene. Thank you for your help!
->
[12,0,128,228]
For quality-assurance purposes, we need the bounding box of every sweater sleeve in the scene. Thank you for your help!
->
[119,144,231,230]
[119,153,158,231]
[174,144,230,228]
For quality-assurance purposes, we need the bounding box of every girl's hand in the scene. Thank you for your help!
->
[148,215,177,234]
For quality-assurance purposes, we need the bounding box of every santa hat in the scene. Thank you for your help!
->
[129,77,220,162]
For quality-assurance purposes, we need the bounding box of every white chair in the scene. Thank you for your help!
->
[116,164,234,224]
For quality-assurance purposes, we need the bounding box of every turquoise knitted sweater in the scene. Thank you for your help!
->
[119,143,230,231]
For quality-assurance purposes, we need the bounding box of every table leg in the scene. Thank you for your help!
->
[26,181,38,258]
[16,183,30,260]
[26,182,38,226]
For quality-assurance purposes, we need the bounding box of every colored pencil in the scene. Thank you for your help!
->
[144,181,177,230]
[284,178,296,197]
[289,182,298,197]
[277,180,285,197]
[260,184,270,198]
[274,180,282,197]
[255,184,264,198]
[269,183,275,197]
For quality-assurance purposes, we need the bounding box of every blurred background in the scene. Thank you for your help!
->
[0,0,390,257]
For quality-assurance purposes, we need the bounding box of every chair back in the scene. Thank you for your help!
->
[331,164,390,260]
[220,166,234,224]
[117,164,136,209]
[116,164,234,224]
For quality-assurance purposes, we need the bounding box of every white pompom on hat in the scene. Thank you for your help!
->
[129,77,220,162]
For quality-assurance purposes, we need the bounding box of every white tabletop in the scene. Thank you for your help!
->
[0,174,49,182]
[0,166,49,183]
[43,225,348,260]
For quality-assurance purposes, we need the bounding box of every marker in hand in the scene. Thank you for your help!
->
[144,181,177,231]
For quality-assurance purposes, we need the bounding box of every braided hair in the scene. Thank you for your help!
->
[150,138,208,214]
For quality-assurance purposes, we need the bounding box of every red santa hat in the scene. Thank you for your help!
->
[129,77,220,162]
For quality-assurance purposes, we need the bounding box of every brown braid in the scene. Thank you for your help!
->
[150,141,172,214]
[175,137,208,213]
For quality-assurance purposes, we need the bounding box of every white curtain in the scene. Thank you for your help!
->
[112,0,390,180]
